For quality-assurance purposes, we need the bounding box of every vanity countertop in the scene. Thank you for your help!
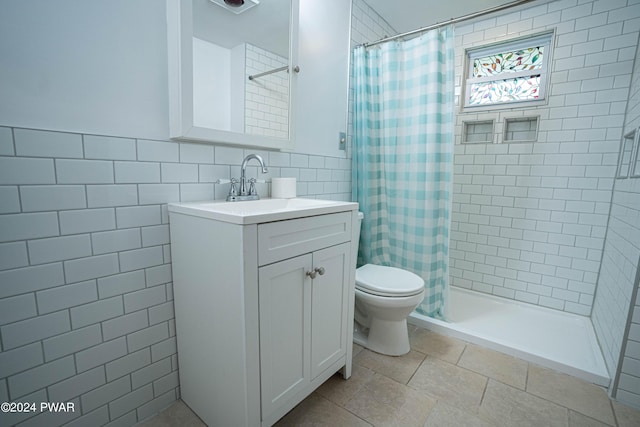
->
[168,198,358,225]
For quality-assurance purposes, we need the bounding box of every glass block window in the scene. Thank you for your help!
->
[464,32,553,109]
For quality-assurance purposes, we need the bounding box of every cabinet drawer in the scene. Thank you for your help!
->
[258,212,352,266]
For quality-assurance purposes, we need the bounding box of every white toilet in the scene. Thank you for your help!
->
[353,264,425,356]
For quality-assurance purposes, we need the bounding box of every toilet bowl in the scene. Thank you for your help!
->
[353,264,425,356]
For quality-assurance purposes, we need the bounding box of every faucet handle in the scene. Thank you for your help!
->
[248,178,257,196]
[229,178,238,196]
[217,178,239,196]
[248,178,267,195]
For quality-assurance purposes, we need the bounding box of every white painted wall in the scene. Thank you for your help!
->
[192,38,232,131]
[0,0,168,140]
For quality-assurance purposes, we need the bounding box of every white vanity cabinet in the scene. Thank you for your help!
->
[168,201,358,427]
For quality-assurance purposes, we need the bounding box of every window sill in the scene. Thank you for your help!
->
[460,98,548,114]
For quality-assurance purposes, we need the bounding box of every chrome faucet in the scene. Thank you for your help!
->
[226,154,268,201]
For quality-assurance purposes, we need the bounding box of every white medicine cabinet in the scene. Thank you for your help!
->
[166,0,298,150]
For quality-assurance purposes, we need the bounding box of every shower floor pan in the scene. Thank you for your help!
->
[408,286,610,387]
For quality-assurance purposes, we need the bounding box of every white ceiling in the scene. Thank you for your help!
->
[363,0,528,34]
[197,0,531,58]
[193,0,290,57]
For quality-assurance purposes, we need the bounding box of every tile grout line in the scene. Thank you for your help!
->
[521,366,617,426]
[609,396,620,427]
[414,328,624,424]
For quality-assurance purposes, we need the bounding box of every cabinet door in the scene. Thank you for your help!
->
[310,242,350,379]
[258,254,312,419]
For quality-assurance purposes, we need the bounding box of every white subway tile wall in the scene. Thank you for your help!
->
[348,0,397,155]
[450,0,639,317]
[351,0,395,46]
[245,44,290,138]
[592,19,640,407]
[0,128,351,426]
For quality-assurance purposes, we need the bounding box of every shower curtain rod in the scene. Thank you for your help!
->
[248,65,288,81]
[360,0,536,48]
[248,65,300,81]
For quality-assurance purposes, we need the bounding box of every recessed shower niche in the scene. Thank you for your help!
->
[616,128,639,179]
[462,119,494,144]
[503,116,539,143]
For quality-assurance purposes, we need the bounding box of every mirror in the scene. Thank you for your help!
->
[167,0,297,150]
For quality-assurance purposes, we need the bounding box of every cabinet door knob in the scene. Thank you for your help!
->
[314,267,325,276]
[305,270,317,279]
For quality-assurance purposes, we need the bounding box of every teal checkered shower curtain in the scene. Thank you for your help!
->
[352,26,455,319]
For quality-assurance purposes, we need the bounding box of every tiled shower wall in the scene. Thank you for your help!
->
[245,44,289,139]
[592,29,640,406]
[600,178,640,405]
[348,0,397,153]
[0,127,350,426]
[450,0,639,315]
[350,0,395,46]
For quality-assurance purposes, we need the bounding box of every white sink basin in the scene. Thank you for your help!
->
[168,198,358,224]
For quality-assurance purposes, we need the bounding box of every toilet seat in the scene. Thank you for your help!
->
[356,264,424,298]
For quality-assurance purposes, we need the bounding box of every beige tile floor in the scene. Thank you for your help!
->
[141,326,640,427]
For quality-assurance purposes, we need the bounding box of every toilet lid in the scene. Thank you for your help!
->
[356,264,424,297]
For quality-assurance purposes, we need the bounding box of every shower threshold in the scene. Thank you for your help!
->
[408,286,610,387]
